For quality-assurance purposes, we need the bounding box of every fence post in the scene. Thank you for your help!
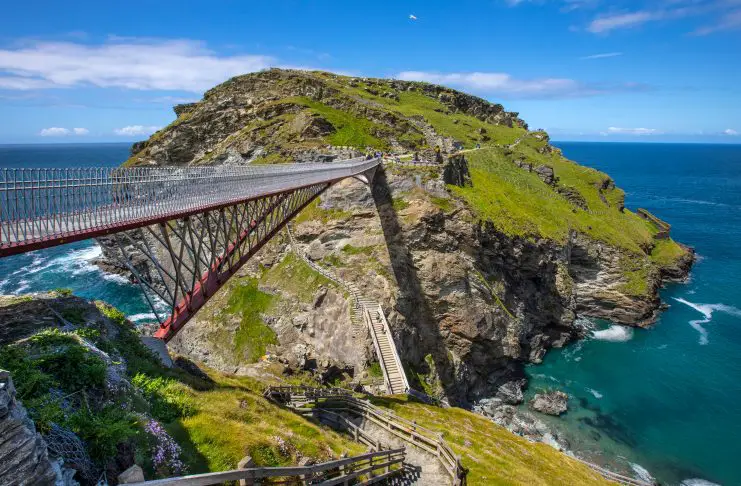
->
[340,452,350,486]
[238,455,255,486]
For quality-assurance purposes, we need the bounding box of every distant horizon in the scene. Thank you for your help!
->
[1,139,740,147]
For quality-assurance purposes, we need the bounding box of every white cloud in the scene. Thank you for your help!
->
[0,39,274,92]
[603,127,662,135]
[114,125,162,136]
[40,127,70,136]
[580,52,623,60]
[409,14,418,20]
[723,128,739,136]
[395,71,648,99]
[39,126,90,136]
[693,8,741,35]
[587,11,659,33]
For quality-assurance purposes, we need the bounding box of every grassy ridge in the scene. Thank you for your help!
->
[452,147,661,253]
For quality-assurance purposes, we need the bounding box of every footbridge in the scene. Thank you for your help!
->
[0,158,380,341]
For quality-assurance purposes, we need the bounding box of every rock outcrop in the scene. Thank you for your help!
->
[0,371,57,486]
[530,390,569,416]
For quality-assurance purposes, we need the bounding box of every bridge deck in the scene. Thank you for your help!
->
[0,158,379,256]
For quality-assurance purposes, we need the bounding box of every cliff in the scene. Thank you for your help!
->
[115,69,692,406]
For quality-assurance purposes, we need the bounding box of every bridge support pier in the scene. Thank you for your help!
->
[140,336,173,368]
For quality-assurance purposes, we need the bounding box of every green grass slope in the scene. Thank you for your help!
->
[371,395,612,485]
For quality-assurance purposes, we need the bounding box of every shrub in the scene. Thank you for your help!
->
[29,328,77,348]
[67,405,139,463]
[35,345,107,392]
[0,346,53,400]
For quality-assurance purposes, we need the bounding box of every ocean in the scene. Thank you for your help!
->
[1,142,740,485]
[0,143,161,323]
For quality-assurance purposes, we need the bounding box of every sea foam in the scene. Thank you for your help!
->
[592,324,634,342]
[673,298,741,345]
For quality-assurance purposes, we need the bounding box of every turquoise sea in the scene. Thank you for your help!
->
[0,142,739,485]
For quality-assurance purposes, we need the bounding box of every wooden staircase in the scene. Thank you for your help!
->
[363,301,409,395]
[286,225,409,395]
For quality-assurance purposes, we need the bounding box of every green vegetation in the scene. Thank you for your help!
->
[299,97,390,149]
[334,80,525,148]
[392,197,410,211]
[263,252,333,303]
[132,374,197,422]
[341,244,375,256]
[617,256,653,297]
[224,278,278,362]
[650,239,687,267]
[1,297,367,478]
[367,362,383,378]
[429,195,454,213]
[294,198,351,224]
[176,373,366,472]
[369,395,611,485]
[452,148,659,254]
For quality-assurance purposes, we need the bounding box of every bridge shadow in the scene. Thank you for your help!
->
[370,168,458,403]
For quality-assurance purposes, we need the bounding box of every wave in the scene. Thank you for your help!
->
[586,388,603,399]
[14,280,30,295]
[680,480,721,486]
[673,298,741,345]
[101,272,130,284]
[630,463,655,484]
[592,324,634,342]
[128,313,158,322]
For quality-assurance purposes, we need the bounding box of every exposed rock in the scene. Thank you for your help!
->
[0,371,57,486]
[534,165,555,186]
[556,186,589,210]
[117,464,145,484]
[495,379,527,405]
[443,154,471,187]
[637,209,671,239]
[530,390,569,415]
[173,102,198,117]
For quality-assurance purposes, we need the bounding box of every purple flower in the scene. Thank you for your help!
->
[145,419,185,476]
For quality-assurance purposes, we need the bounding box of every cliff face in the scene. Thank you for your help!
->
[117,69,693,404]
[0,371,57,486]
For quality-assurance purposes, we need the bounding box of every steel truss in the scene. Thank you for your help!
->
[112,183,329,342]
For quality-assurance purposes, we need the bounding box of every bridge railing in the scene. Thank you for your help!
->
[0,158,379,253]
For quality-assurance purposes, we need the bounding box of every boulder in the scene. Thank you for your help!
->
[117,464,145,484]
[530,390,569,416]
[534,165,555,186]
[495,379,526,405]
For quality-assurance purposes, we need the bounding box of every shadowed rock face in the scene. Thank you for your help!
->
[0,371,57,486]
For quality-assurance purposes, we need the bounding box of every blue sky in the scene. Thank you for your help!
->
[0,0,739,144]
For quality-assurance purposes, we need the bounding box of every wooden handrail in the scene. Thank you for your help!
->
[266,386,467,486]
[373,304,410,393]
[125,447,405,486]
[364,306,394,393]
